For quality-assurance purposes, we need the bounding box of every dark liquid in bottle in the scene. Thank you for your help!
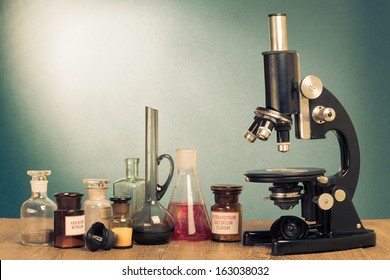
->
[133,224,174,245]
[167,202,211,241]
[133,231,173,245]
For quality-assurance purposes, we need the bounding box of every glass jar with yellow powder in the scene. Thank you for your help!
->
[109,196,133,248]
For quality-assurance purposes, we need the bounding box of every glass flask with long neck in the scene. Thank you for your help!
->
[20,170,57,246]
[113,158,145,216]
[132,107,175,245]
[168,149,211,241]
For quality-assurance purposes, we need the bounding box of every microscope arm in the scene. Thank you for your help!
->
[304,86,360,198]
[296,82,367,233]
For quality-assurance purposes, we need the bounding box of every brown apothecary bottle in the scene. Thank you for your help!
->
[210,185,243,242]
[54,192,85,248]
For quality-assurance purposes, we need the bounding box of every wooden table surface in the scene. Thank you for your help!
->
[0,218,389,260]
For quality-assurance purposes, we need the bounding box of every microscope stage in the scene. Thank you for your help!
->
[245,167,325,183]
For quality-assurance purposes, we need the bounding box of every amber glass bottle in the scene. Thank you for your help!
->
[210,185,243,242]
[54,192,85,248]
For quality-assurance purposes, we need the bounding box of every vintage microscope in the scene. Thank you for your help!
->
[243,13,376,255]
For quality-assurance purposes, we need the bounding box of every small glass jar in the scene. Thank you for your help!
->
[83,179,111,230]
[54,192,85,248]
[109,196,133,249]
[210,185,243,242]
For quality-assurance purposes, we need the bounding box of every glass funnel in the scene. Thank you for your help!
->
[168,149,211,241]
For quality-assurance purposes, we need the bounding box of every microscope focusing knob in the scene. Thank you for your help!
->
[314,193,334,211]
[316,176,329,184]
[300,75,323,99]
[312,106,336,124]
[334,189,347,202]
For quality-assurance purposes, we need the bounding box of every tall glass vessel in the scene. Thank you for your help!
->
[20,170,57,246]
[132,107,175,245]
[168,149,211,241]
[113,158,145,216]
[83,179,111,230]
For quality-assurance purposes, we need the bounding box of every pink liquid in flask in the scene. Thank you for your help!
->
[167,202,211,241]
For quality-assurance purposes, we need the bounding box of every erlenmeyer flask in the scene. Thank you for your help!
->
[132,107,175,245]
[168,149,211,241]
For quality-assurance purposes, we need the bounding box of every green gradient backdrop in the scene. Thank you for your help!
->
[1,0,389,220]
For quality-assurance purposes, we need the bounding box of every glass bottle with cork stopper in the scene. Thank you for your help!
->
[20,170,57,246]
[210,185,243,242]
[54,192,85,248]
[109,196,133,249]
[83,179,111,230]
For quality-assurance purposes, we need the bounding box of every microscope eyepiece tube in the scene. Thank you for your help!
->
[268,13,288,51]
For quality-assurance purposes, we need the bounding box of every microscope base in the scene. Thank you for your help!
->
[243,230,376,255]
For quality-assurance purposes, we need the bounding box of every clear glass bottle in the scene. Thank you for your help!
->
[20,170,57,246]
[210,185,243,242]
[168,149,211,241]
[113,158,145,216]
[109,196,133,249]
[83,179,111,230]
[54,192,85,248]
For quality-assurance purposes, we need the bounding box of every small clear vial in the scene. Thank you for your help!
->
[210,185,243,242]
[83,179,111,230]
[20,170,57,246]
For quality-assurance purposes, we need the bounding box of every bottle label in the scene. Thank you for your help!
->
[99,207,111,219]
[211,211,239,235]
[65,215,85,236]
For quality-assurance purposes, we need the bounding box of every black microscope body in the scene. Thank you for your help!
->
[243,14,376,255]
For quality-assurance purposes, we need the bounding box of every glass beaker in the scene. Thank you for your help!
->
[168,149,211,241]
[132,107,175,245]
[113,158,145,216]
[83,179,111,230]
[20,170,57,246]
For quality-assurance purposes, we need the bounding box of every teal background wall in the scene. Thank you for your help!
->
[1,0,389,220]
